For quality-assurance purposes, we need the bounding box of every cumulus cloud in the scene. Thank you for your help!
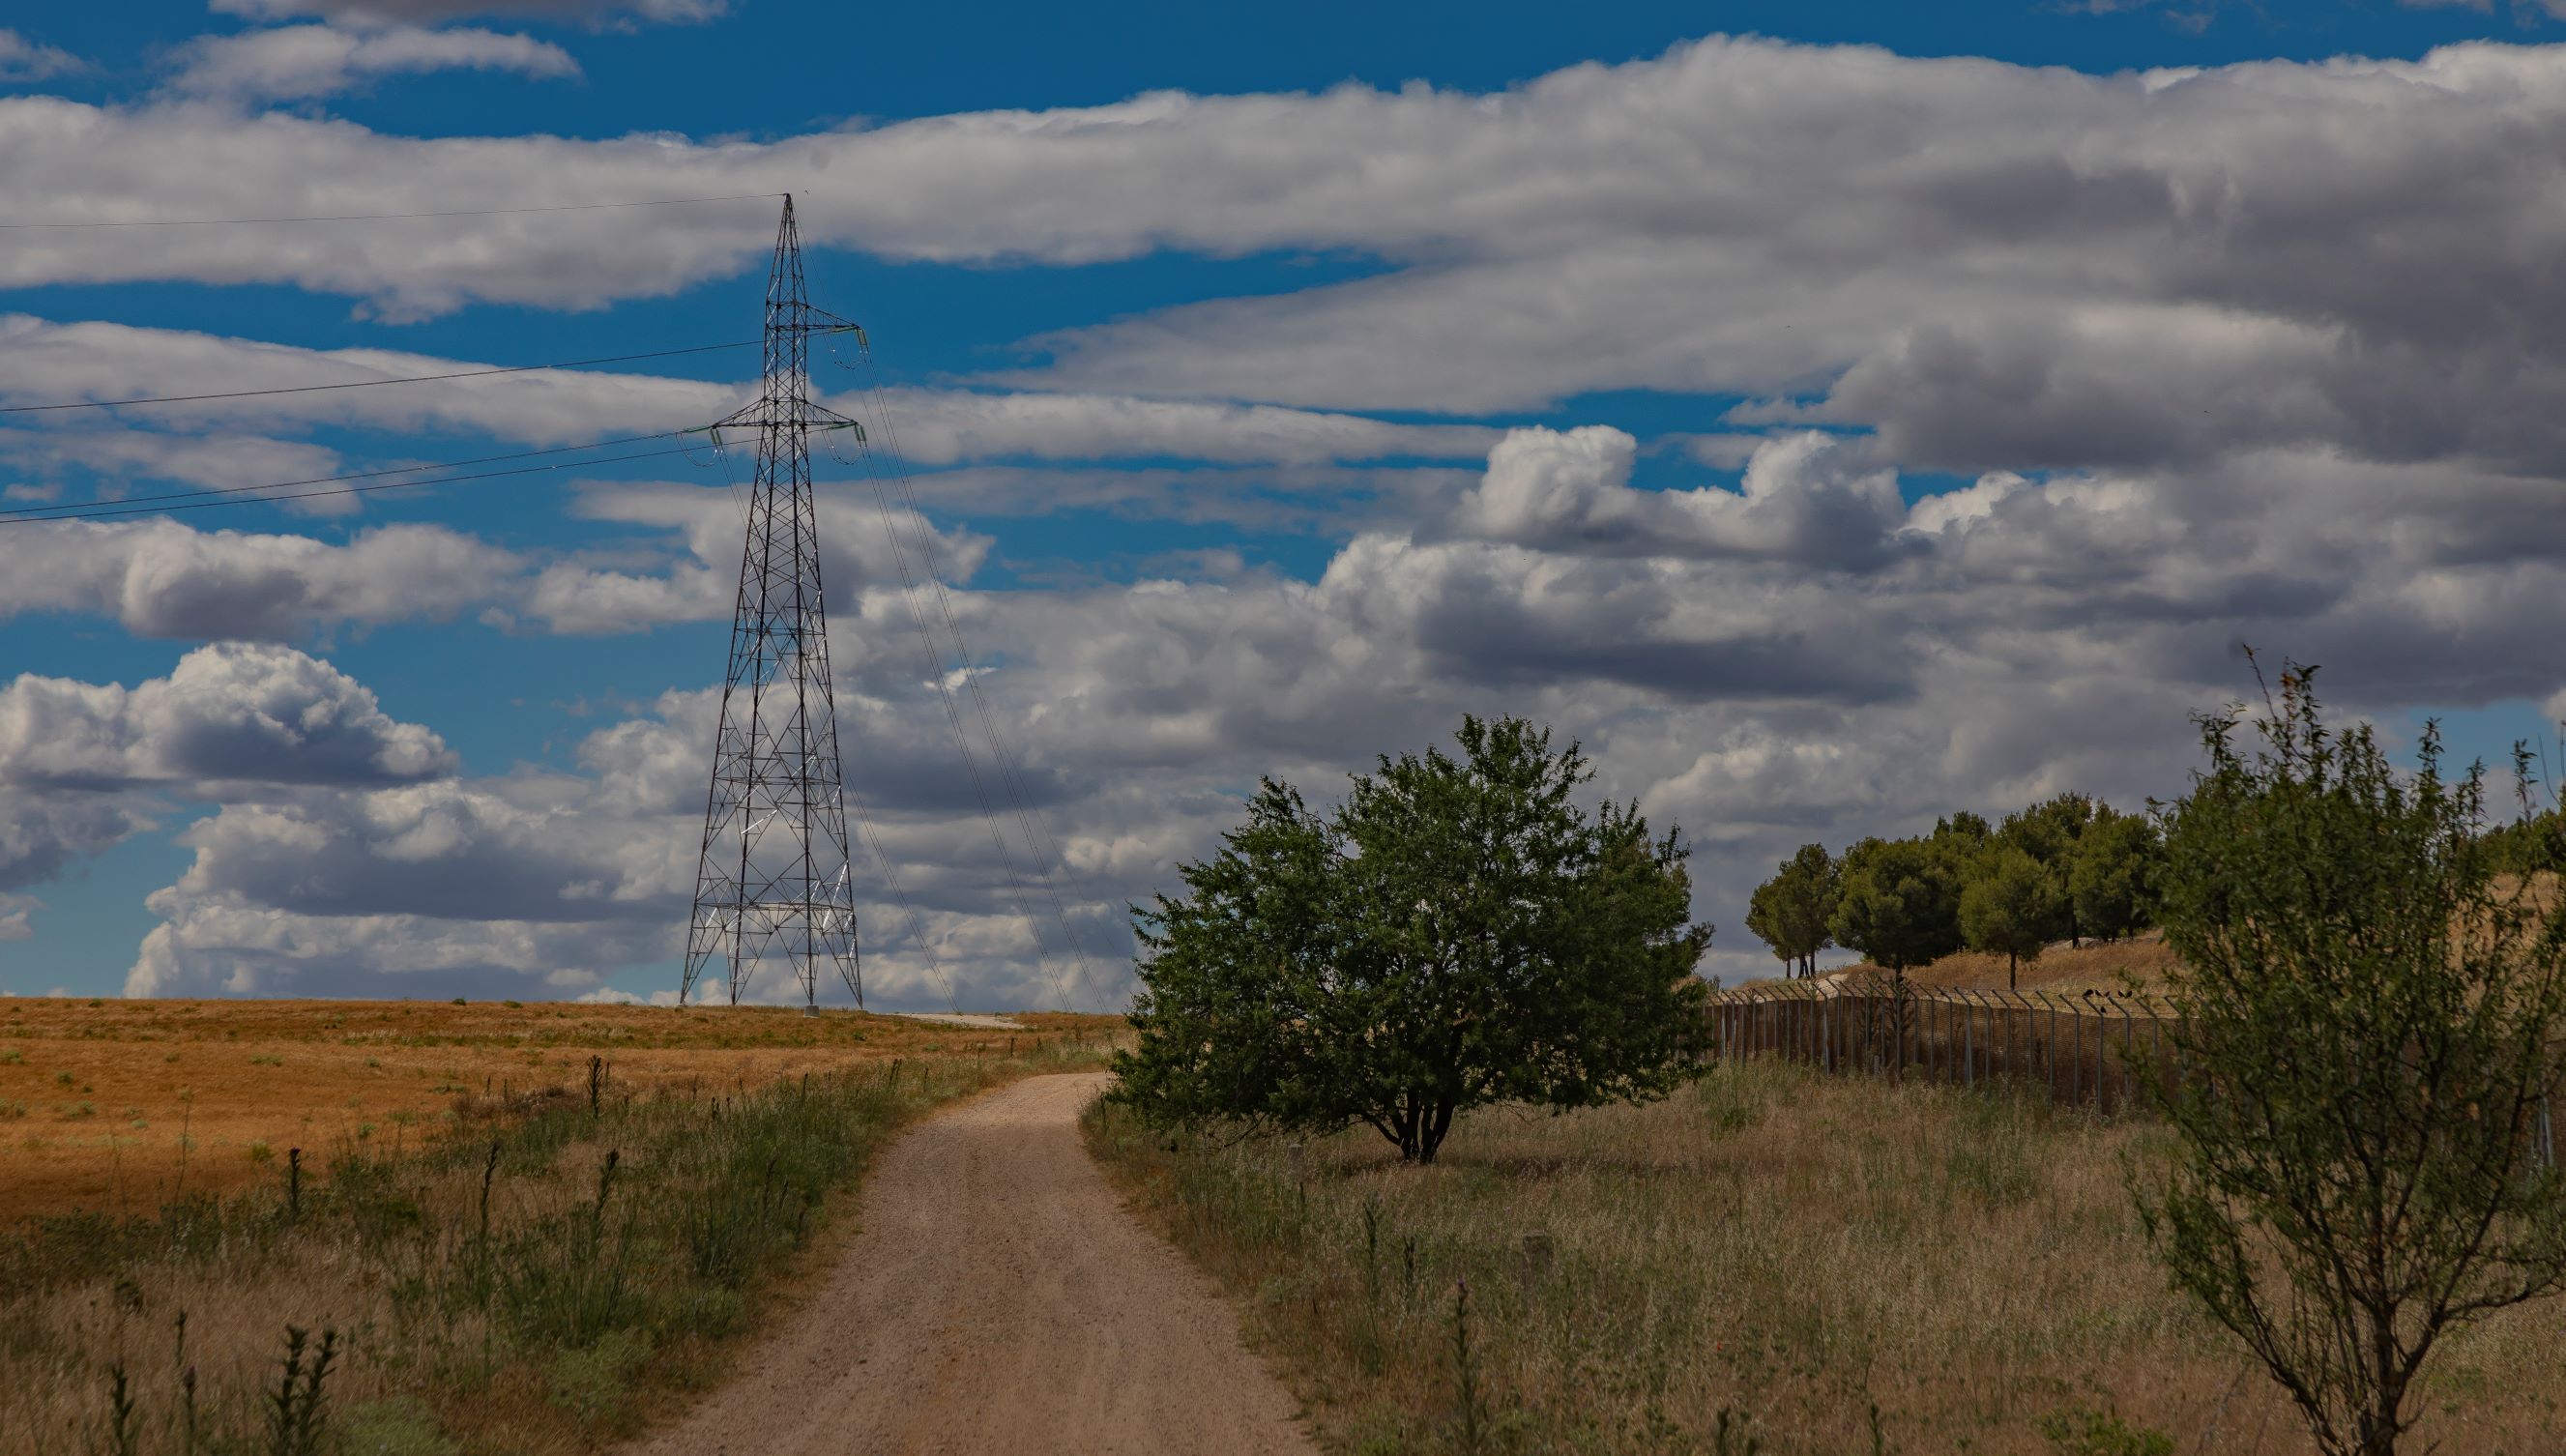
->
[116,687,1124,1007]
[1449,426,1910,569]
[0,643,452,889]
[87,424,2566,1004]
[0,642,454,789]
[27,34,2566,1004]
[167,25,579,103]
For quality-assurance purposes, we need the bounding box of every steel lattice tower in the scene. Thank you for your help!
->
[682,195,866,1011]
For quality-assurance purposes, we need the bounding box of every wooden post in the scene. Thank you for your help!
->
[1519,1231,1554,1304]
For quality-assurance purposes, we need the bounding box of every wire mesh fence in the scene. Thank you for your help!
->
[1706,975,2177,1117]
[1706,976,2562,1171]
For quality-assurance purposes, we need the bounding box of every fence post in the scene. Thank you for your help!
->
[2117,996,2136,1110]
[2087,994,2104,1109]
[2069,996,2083,1107]
[2045,994,2061,1106]
[1963,993,1975,1088]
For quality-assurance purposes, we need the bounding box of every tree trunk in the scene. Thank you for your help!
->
[2009,951,2018,991]
[1417,1099,1456,1164]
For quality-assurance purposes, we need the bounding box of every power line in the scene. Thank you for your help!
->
[845,784,964,1016]
[843,348,1119,1012]
[0,340,756,417]
[0,431,691,520]
[0,444,700,526]
[0,193,788,231]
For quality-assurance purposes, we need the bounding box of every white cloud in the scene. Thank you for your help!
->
[168,25,578,102]
[0,316,1494,471]
[0,30,83,83]
[14,34,2566,464]
[0,642,455,790]
[0,518,519,639]
[81,428,2566,1006]
[0,643,452,889]
[1449,426,1910,569]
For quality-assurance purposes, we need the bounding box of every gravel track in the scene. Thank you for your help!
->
[625,1071,1317,1455]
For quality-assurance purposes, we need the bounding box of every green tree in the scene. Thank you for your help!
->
[1828,835,1965,972]
[2139,662,2566,1456]
[2000,792,2098,944]
[1112,715,1713,1165]
[2068,808,2159,942]
[1957,845,2067,988]
[1746,843,1838,978]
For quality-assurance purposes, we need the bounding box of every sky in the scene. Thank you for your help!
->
[5,0,2566,1008]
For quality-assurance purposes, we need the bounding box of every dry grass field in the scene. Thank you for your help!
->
[1855,933,2183,996]
[1089,1057,2565,1455]
[1,999,1123,1456]
[0,996,1101,1224]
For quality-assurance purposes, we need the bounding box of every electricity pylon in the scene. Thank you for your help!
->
[681,194,867,1011]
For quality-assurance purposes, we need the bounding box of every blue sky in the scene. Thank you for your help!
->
[4,0,2566,1005]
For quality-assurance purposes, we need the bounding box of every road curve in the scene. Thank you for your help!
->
[625,1072,1317,1456]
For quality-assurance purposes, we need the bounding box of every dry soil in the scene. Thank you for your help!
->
[626,1072,1316,1456]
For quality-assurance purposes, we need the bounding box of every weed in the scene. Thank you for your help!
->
[103,1361,137,1456]
[263,1325,338,1456]
[1448,1279,1485,1455]
[337,1397,459,1456]
[545,1328,653,1428]
[2038,1406,2172,1456]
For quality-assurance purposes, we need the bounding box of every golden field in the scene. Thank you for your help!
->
[0,996,1107,1224]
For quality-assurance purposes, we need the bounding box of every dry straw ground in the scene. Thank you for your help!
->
[1089,1057,2564,1456]
[0,996,1095,1222]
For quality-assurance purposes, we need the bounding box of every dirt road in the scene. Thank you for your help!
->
[627,1072,1316,1456]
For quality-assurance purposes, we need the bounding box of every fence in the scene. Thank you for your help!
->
[1706,976,2562,1170]
[1706,976,2178,1116]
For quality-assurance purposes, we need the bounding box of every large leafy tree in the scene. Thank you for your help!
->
[2067,807,2159,942]
[1112,715,1713,1165]
[1999,792,2097,945]
[2140,662,2566,1456]
[1958,844,2067,988]
[1829,835,1965,971]
[1746,842,1838,977]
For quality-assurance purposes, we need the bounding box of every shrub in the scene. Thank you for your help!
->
[2142,659,2566,1456]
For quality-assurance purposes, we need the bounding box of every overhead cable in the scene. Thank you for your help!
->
[0,339,756,417]
[0,443,700,526]
[0,431,691,521]
[0,193,789,231]
[843,348,1119,1012]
